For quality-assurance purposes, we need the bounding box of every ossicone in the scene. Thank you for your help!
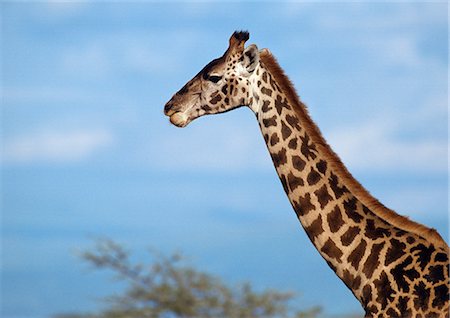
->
[232,30,249,42]
[229,30,250,52]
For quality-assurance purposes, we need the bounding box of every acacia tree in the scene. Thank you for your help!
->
[55,239,321,318]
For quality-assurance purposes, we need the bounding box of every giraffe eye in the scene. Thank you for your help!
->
[208,75,222,83]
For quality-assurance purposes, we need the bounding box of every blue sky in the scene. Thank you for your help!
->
[1,2,448,317]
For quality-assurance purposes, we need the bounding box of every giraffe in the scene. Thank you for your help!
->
[163,31,449,317]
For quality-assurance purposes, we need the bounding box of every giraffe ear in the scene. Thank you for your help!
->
[241,44,259,75]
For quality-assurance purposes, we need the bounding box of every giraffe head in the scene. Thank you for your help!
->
[164,31,260,127]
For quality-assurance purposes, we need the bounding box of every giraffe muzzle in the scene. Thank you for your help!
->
[164,99,192,127]
[168,112,189,128]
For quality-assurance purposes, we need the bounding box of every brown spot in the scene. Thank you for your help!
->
[384,239,406,266]
[263,115,277,128]
[348,239,367,270]
[224,97,230,104]
[257,80,261,87]
[288,137,297,150]
[366,304,377,314]
[363,205,378,219]
[201,104,212,111]
[340,226,360,246]
[221,84,228,95]
[362,242,385,278]
[329,173,347,199]
[434,252,448,263]
[425,265,445,284]
[327,205,344,233]
[300,134,317,160]
[296,193,315,216]
[261,100,271,112]
[343,197,363,223]
[262,71,267,83]
[362,284,372,306]
[306,167,321,186]
[269,75,281,92]
[210,94,222,104]
[274,95,288,115]
[269,133,280,146]
[271,148,287,167]
[393,230,408,238]
[390,256,419,293]
[406,236,415,244]
[285,114,300,130]
[413,281,430,311]
[386,308,400,317]
[342,269,361,291]
[316,160,327,174]
[287,172,304,191]
[321,238,343,262]
[305,214,324,241]
[397,296,412,318]
[373,271,395,308]
[365,219,390,240]
[314,185,332,209]
[353,275,361,291]
[410,243,435,270]
[268,74,275,89]
[261,87,272,96]
[433,284,449,308]
[280,121,292,140]
[426,312,441,318]
[291,155,305,171]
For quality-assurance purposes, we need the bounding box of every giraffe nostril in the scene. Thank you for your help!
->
[164,101,174,115]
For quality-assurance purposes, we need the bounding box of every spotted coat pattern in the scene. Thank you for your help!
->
[252,63,449,318]
[164,31,450,317]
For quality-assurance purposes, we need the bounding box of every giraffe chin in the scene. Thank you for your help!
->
[169,112,190,128]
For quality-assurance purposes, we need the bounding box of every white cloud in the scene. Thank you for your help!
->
[281,2,446,71]
[367,36,422,68]
[2,129,114,164]
[327,118,447,173]
[360,33,445,71]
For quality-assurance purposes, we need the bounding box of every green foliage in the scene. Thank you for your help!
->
[55,239,322,318]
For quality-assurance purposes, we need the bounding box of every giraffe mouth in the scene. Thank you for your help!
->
[169,112,189,128]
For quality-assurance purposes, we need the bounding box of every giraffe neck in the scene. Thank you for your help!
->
[251,60,371,305]
[247,52,449,315]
